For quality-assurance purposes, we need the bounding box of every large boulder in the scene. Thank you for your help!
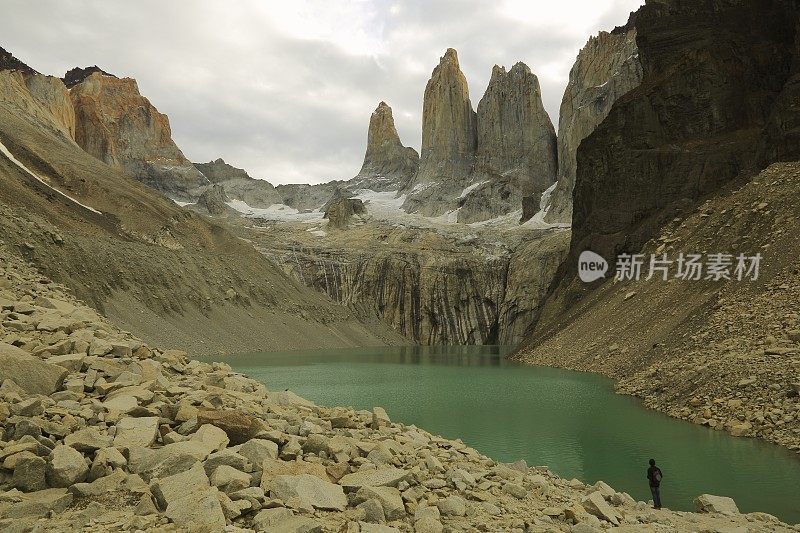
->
[12,456,47,492]
[197,409,258,445]
[64,427,113,452]
[0,342,68,395]
[581,491,620,525]
[151,462,210,510]
[113,416,159,448]
[269,474,347,511]
[237,439,278,466]
[46,445,88,487]
[355,486,405,520]
[694,494,740,515]
[164,487,226,531]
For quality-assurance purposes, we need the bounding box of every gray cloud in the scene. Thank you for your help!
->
[1,0,643,184]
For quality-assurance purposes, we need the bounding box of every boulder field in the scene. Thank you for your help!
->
[1,249,796,532]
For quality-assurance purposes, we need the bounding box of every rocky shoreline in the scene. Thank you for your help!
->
[1,246,797,532]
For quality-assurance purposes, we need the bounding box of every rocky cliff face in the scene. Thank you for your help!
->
[544,26,642,224]
[402,49,477,216]
[0,46,37,75]
[564,0,799,271]
[69,72,208,198]
[195,158,253,183]
[62,65,115,88]
[258,227,568,346]
[465,63,557,223]
[353,102,419,191]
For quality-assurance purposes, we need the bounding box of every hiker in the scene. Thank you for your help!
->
[647,458,663,509]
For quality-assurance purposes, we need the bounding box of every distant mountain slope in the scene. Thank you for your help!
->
[0,68,406,355]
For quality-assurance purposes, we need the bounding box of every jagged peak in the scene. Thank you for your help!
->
[440,48,460,67]
[490,65,506,80]
[611,10,638,35]
[63,66,117,88]
[373,101,393,116]
[510,61,531,75]
[0,45,38,75]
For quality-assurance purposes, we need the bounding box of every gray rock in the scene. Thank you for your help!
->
[270,474,347,511]
[238,438,279,466]
[581,491,620,525]
[191,423,230,453]
[151,461,210,510]
[203,449,252,477]
[414,517,444,533]
[165,487,226,531]
[64,427,113,453]
[436,495,466,516]
[253,507,294,530]
[357,498,386,523]
[502,482,527,499]
[46,444,88,487]
[694,494,740,515]
[13,456,48,492]
[113,416,159,448]
[210,464,252,493]
[356,486,405,520]
[0,342,68,395]
[371,407,390,429]
[127,445,199,481]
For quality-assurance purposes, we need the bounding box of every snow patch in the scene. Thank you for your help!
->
[226,199,324,222]
[458,180,489,200]
[523,181,570,229]
[0,140,102,215]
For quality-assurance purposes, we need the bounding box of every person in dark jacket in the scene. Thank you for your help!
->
[647,458,663,509]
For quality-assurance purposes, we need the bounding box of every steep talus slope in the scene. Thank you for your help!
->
[254,223,568,346]
[69,72,208,198]
[0,70,405,355]
[518,162,800,452]
[517,0,800,450]
[465,63,557,224]
[544,26,642,224]
[1,244,788,533]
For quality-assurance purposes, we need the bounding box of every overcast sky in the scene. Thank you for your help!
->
[2,0,643,184]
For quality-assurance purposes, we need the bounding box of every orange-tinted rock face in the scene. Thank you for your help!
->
[70,72,207,198]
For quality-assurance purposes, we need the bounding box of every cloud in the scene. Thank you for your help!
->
[1,0,643,184]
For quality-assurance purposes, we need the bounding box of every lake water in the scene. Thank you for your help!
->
[220,345,800,523]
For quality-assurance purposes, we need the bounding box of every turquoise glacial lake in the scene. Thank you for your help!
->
[221,345,800,523]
